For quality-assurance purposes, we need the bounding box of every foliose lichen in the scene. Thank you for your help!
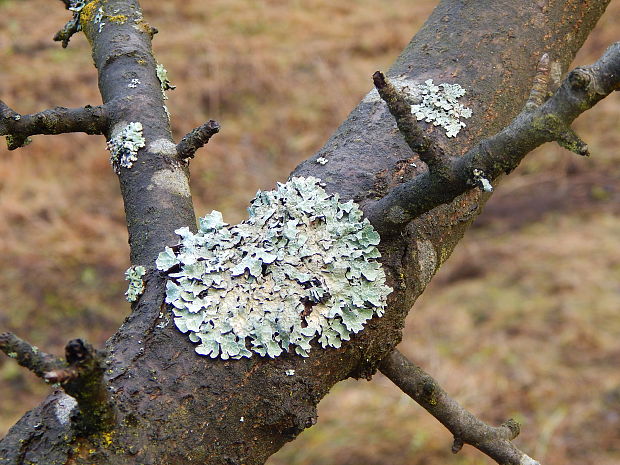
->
[156,64,176,100]
[94,6,105,32]
[411,79,472,138]
[125,265,146,302]
[106,122,145,174]
[156,176,392,359]
[472,168,493,192]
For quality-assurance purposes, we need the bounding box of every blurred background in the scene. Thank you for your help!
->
[0,1,619,464]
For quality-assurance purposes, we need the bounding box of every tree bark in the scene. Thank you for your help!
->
[0,1,612,464]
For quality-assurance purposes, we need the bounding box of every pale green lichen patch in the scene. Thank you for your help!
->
[156,177,392,359]
[106,122,145,174]
[412,79,472,138]
[472,168,493,192]
[365,76,471,137]
[148,169,191,198]
[125,265,146,302]
[156,64,176,100]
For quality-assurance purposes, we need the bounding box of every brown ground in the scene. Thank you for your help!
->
[0,1,619,464]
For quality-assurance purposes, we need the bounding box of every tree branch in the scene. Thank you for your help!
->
[364,42,620,235]
[380,350,540,465]
[0,332,65,378]
[0,101,109,150]
[176,120,220,159]
[0,333,114,434]
[54,0,83,48]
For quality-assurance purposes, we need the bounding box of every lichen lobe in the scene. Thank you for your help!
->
[156,177,392,359]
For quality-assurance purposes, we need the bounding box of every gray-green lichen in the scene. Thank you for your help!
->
[125,265,146,302]
[472,168,493,192]
[412,79,472,138]
[156,176,392,359]
[156,64,176,100]
[106,122,145,174]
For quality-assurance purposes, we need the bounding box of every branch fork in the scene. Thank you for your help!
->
[365,42,620,235]
[0,332,115,434]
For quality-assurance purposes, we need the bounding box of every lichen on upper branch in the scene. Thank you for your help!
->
[106,121,146,174]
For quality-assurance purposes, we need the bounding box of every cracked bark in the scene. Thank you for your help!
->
[0,0,614,464]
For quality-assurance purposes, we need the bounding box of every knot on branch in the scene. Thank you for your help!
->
[568,68,592,90]
[1,333,115,434]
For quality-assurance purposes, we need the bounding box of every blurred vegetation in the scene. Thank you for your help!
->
[0,1,619,464]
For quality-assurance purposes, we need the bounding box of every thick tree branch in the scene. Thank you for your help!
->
[176,120,220,159]
[0,333,114,434]
[1,1,612,463]
[380,350,540,465]
[0,101,108,150]
[364,42,620,235]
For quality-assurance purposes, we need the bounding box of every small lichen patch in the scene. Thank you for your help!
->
[364,76,471,137]
[128,78,140,88]
[156,177,392,359]
[416,240,437,286]
[520,455,541,465]
[94,6,105,32]
[55,394,78,426]
[125,265,146,302]
[149,169,191,197]
[316,157,329,165]
[107,122,145,174]
[472,168,493,192]
[412,79,472,137]
[156,64,176,100]
[148,138,177,157]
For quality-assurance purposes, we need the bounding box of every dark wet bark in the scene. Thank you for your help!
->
[0,1,612,464]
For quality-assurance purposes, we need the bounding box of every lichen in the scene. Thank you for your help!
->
[472,168,493,192]
[125,265,146,302]
[411,79,472,138]
[316,157,329,165]
[156,64,176,100]
[106,122,145,174]
[156,176,392,359]
[93,6,105,32]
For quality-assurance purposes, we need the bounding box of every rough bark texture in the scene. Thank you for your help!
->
[0,1,611,464]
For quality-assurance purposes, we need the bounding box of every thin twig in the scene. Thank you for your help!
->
[373,71,448,174]
[176,120,220,159]
[0,102,109,150]
[380,350,540,465]
[0,332,66,378]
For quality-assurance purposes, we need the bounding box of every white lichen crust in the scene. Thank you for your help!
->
[412,79,472,138]
[125,265,146,302]
[107,122,146,174]
[156,177,392,359]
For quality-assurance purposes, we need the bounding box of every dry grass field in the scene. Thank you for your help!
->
[1,1,619,464]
